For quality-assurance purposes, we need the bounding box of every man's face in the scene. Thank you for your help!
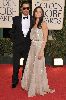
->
[22,4,30,16]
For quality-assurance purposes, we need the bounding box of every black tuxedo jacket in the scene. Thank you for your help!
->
[10,15,33,50]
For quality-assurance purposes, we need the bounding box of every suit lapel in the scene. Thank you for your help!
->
[19,15,32,36]
[30,15,32,28]
[18,15,22,32]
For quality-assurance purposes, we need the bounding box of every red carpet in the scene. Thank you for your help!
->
[0,64,66,100]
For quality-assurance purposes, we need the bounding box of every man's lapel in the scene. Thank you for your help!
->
[30,15,33,29]
[19,15,22,32]
[30,15,32,28]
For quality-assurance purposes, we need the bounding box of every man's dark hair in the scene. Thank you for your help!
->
[21,1,30,7]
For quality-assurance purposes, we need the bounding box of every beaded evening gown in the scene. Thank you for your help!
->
[21,28,55,97]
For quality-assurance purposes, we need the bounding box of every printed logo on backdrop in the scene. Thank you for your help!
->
[0,0,19,28]
[32,0,65,30]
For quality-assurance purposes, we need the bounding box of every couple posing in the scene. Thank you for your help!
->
[11,1,55,97]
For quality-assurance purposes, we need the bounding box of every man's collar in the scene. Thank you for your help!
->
[22,14,29,17]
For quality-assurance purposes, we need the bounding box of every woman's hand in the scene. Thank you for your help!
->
[38,50,44,60]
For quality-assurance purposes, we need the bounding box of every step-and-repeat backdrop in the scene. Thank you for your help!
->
[0,0,65,29]
[0,0,19,28]
[32,0,65,30]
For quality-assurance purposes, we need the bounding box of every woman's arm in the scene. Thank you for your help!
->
[38,22,48,60]
[40,21,48,51]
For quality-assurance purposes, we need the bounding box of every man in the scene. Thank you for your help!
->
[10,1,33,88]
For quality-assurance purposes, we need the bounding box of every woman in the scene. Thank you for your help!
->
[21,6,55,97]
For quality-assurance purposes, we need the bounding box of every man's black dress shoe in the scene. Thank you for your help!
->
[12,79,19,88]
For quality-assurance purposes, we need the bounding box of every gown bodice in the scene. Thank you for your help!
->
[30,28,43,41]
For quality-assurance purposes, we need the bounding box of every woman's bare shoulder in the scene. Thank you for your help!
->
[42,21,48,29]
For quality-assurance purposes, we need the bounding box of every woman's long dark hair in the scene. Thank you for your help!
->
[33,6,44,28]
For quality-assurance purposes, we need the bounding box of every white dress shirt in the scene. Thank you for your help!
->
[22,14,30,37]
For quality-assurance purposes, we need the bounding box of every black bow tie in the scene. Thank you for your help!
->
[23,16,28,19]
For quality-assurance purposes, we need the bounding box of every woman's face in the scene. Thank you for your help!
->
[35,8,43,18]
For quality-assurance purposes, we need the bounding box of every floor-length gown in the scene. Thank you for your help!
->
[21,27,55,97]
